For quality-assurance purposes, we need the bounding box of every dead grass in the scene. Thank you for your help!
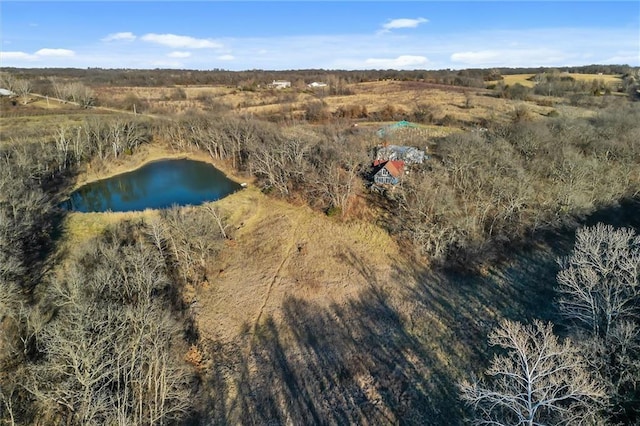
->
[91,80,540,126]
[568,73,623,84]
[0,96,115,142]
[493,74,537,88]
[60,210,157,246]
[194,182,574,424]
[489,73,623,89]
[195,186,405,343]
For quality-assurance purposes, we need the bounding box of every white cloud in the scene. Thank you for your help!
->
[450,50,502,64]
[102,32,136,42]
[1,26,636,70]
[364,55,428,69]
[141,33,222,49]
[603,52,640,64]
[0,51,37,61]
[0,48,75,63]
[34,48,75,57]
[168,51,191,58]
[450,48,567,66]
[380,17,428,33]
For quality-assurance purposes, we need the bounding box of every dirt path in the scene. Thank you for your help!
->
[194,188,399,345]
[253,218,300,330]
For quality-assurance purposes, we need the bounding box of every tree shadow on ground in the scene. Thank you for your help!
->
[201,198,640,425]
[206,290,457,425]
[202,243,571,425]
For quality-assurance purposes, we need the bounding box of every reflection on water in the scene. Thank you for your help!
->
[64,159,242,212]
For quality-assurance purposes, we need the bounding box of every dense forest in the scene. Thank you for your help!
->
[1,66,639,424]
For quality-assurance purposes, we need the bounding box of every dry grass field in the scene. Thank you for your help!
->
[189,180,571,424]
[194,186,402,343]
[90,78,574,130]
[0,104,98,141]
[489,72,623,88]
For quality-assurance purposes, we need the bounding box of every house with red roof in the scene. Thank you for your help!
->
[373,160,405,185]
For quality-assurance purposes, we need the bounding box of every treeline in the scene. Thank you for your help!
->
[389,103,640,264]
[491,70,640,102]
[3,64,635,89]
[0,115,195,424]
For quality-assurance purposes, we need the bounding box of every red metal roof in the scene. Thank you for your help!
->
[384,160,405,178]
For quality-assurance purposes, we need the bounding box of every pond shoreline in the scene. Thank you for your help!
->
[71,143,251,193]
[66,156,243,213]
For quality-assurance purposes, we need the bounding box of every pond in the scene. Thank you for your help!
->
[63,159,242,213]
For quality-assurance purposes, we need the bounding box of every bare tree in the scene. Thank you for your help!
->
[460,319,605,425]
[159,206,225,283]
[557,223,640,341]
[27,230,195,425]
[50,80,95,106]
[556,223,640,422]
[13,79,31,105]
[203,204,229,239]
[0,72,17,92]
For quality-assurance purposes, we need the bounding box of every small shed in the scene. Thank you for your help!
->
[373,160,405,185]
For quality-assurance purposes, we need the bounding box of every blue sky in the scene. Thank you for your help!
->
[1,1,638,70]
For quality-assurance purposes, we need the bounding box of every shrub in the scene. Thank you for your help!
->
[326,206,342,217]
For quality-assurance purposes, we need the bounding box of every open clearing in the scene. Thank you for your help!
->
[195,186,405,343]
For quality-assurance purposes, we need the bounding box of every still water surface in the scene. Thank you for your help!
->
[64,159,242,212]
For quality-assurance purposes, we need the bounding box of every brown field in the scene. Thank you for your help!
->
[47,73,621,345]
[489,72,623,88]
[92,79,570,128]
[188,180,566,424]
[195,186,401,342]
